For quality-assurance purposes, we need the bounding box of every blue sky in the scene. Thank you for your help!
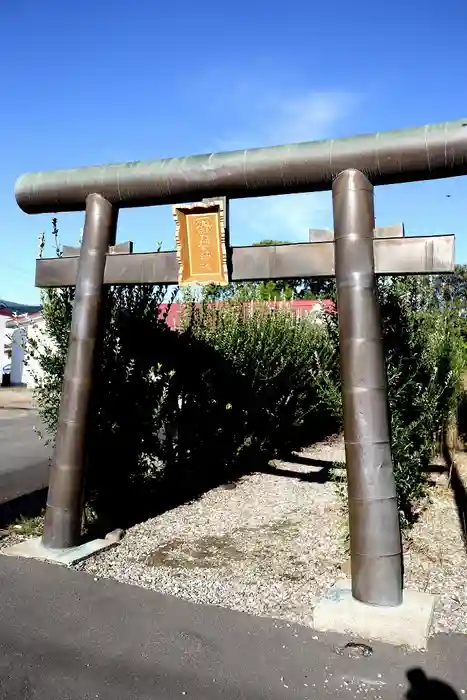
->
[1,0,466,303]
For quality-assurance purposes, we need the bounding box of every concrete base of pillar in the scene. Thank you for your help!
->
[1,536,116,566]
[313,579,436,649]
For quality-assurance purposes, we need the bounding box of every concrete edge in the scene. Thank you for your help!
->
[1,536,118,566]
[313,578,437,650]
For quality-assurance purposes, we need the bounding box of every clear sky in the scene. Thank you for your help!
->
[1,0,466,303]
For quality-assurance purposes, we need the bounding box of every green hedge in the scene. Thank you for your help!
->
[380,277,464,524]
[323,275,464,525]
[181,298,341,460]
[30,251,464,529]
[32,286,342,527]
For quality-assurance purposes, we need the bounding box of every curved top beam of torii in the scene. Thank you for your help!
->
[15,119,467,215]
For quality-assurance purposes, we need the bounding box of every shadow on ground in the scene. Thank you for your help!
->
[405,668,460,700]
[82,320,341,538]
[0,489,47,530]
[258,453,455,487]
[449,466,467,550]
[440,437,467,553]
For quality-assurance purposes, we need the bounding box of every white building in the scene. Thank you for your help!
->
[0,313,9,370]
[4,311,45,387]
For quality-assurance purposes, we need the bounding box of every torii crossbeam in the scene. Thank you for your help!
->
[16,118,465,609]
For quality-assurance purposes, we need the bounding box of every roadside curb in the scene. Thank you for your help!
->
[0,390,36,411]
[0,405,36,411]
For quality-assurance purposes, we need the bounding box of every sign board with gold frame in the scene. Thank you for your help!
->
[173,198,229,287]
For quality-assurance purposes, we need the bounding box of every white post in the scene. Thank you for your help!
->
[0,315,8,370]
[10,326,27,385]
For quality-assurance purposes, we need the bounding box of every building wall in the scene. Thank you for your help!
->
[0,315,8,369]
[25,319,47,387]
[7,315,46,387]
[10,327,27,384]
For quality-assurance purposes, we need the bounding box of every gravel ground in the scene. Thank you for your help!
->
[78,439,347,627]
[76,438,467,636]
[2,438,467,636]
[403,453,467,634]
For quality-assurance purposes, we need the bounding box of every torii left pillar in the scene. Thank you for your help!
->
[43,194,117,549]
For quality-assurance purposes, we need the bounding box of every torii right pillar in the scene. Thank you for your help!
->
[313,169,436,648]
[333,169,402,607]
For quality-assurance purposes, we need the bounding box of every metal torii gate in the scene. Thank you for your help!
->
[15,119,465,608]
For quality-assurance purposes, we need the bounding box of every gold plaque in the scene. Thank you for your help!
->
[173,199,229,286]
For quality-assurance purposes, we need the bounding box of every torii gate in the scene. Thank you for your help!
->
[15,119,465,609]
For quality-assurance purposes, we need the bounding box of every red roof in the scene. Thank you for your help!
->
[159,299,334,330]
[0,300,334,329]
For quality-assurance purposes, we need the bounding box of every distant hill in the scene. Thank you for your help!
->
[0,299,42,315]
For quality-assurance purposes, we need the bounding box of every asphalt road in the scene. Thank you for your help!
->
[0,556,465,700]
[0,409,51,504]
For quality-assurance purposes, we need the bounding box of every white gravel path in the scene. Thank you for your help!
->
[76,438,467,635]
[2,438,466,636]
[77,440,346,627]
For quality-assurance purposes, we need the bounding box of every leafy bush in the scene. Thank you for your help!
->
[380,276,464,524]
[31,223,464,531]
[32,281,178,527]
[31,232,340,529]
[181,296,341,462]
[323,275,465,526]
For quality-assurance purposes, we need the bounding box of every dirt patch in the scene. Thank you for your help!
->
[147,535,244,569]
[146,519,304,574]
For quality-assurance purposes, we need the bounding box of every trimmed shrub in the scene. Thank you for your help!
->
[30,235,340,528]
[31,281,177,525]
[380,276,464,524]
[323,276,465,525]
[181,297,341,462]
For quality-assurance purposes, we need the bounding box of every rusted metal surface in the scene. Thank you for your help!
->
[35,235,455,288]
[15,119,467,214]
[333,169,402,606]
[310,224,405,242]
[374,223,405,238]
[308,229,335,243]
[62,241,133,258]
[374,234,454,274]
[42,194,117,549]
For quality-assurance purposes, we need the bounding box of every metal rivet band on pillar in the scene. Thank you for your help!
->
[332,169,403,607]
[42,194,117,549]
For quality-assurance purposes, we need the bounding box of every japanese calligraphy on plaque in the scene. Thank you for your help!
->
[173,198,229,287]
